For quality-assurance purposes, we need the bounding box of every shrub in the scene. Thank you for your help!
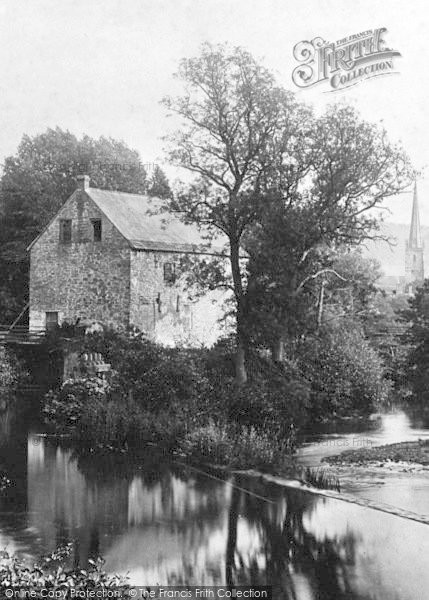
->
[297,324,389,421]
[0,346,24,391]
[204,346,310,436]
[0,545,127,592]
[43,375,187,451]
[43,377,110,432]
[301,467,341,492]
[178,422,294,470]
[228,365,310,437]
[43,330,309,458]
[79,401,186,451]
[179,422,233,464]
[83,329,213,424]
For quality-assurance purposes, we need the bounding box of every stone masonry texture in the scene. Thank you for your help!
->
[29,189,226,346]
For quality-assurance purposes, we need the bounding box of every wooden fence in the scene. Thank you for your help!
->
[0,325,46,345]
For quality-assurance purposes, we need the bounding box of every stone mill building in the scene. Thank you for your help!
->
[27,175,227,346]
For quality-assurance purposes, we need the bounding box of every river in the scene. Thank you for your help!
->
[1,400,429,598]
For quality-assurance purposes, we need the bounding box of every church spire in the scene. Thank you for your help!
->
[405,180,424,289]
[409,181,422,249]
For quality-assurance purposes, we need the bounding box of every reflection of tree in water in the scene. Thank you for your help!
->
[27,443,231,571]
[161,475,376,597]
[0,397,30,511]
[0,399,14,445]
[224,477,374,600]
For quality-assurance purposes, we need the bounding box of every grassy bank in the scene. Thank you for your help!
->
[41,327,387,472]
[42,330,310,470]
[324,439,429,467]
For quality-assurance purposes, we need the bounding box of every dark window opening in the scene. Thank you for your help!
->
[92,219,102,242]
[163,262,176,284]
[176,295,181,313]
[46,312,58,331]
[59,219,72,243]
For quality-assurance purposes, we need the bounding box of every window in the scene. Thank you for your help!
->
[59,219,72,243]
[91,219,102,242]
[156,292,162,313]
[163,262,176,284]
[45,312,58,331]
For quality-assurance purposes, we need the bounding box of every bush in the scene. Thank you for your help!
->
[83,329,213,424]
[227,355,310,437]
[0,545,127,592]
[178,422,294,470]
[297,324,389,421]
[44,375,187,451]
[43,377,110,432]
[0,346,24,391]
[197,338,310,436]
[79,401,187,451]
[43,330,309,461]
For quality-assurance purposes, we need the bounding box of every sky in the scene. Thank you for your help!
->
[0,0,427,225]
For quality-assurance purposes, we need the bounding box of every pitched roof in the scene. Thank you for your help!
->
[28,187,228,254]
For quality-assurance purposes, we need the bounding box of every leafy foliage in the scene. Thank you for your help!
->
[0,346,26,391]
[163,45,413,383]
[43,330,308,461]
[0,545,127,592]
[146,165,172,199]
[43,377,111,432]
[296,323,389,421]
[0,128,171,321]
[178,422,294,470]
[402,280,429,402]
[163,43,312,383]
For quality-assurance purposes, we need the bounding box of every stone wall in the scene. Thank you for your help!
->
[129,250,227,346]
[29,190,131,330]
[29,187,229,346]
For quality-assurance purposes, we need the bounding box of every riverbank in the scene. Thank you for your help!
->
[324,439,429,467]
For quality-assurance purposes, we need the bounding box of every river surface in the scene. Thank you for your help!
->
[2,401,429,598]
[297,410,429,516]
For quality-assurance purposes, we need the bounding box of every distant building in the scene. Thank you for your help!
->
[27,175,227,346]
[377,275,406,294]
[404,182,424,294]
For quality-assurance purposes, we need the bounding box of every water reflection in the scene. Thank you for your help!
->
[297,411,429,467]
[0,412,428,598]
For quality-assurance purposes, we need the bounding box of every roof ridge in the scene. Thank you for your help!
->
[88,187,156,199]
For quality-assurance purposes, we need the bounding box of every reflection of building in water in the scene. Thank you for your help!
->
[21,434,429,597]
[27,437,232,581]
[27,438,129,559]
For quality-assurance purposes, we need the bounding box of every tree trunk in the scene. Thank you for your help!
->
[272,337,284,362]
[317,280,325,329]
[230,236,248,385]
[234,338,247,385]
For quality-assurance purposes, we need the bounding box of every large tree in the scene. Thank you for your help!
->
[0,128,170,322]
[402,280,429,402]
[246,104,413,360]
[163,43,312,383]
[163,46,412,383]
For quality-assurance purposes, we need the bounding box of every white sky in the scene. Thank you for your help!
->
[0,0,427,224]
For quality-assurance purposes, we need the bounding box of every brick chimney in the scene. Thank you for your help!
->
[77,174,90,191]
